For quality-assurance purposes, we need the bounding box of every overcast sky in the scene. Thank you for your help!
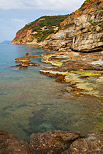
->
[0,0,84,43]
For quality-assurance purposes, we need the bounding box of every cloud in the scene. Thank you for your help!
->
[0,0,85,12]
[12,18,26,23]
[11,18,27,28]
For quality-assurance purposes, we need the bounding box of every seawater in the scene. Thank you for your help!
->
[0,44,103,141]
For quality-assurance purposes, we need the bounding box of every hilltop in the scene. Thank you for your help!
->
[11,15,68,45]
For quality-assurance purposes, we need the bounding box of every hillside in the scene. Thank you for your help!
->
[11,15,68,44]
[11,0,103,52]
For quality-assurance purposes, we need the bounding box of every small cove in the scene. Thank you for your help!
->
[0,44,103,141]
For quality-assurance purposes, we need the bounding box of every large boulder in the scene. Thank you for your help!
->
[30,130,83,153]
[0,130,32,154]
[63,133,103,153]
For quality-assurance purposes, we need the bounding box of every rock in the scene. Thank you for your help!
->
[40,66,69,77]
[63,134,103,154]
[55,75,66,82]
[15,56,31,62]
[96,76,103,82]
[30,130,84,153]
[42,1,103,52]
[0,130,33,154]
[25,53,36,57]
[21,62,28,67]
[28,62,40,66]
[0,130,103,153]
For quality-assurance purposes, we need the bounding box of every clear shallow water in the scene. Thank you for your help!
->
[0,44,103,141]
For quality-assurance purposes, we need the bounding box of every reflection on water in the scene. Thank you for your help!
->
[0,44,103,141]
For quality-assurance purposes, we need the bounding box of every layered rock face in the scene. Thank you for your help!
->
[42,0,103,52]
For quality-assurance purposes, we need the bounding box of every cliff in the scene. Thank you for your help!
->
[11,0,103,52]
[42,0,103,52]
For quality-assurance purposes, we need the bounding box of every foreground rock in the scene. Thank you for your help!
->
[30,130,83,153]
[0,130,103,153]
[0,130,32,153]
[64,133,103,154]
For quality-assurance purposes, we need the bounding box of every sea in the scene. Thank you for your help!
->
[0,44,103,141]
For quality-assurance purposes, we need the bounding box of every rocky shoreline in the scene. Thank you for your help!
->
[39,49,103,98]
[0,130,103,153]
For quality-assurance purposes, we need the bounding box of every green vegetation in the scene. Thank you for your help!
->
[18,15,68,42]
[64,23,74,28]
[89,19,93,23]
[97,1,101,5]
[92,22,99,26]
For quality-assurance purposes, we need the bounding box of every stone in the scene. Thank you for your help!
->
[15,56,31,63]
[0,130,103,153]
[30,130,83,154]
[55,75,66,82]
[25,53,36,57]
[0,130,33,154]
[28,62,40,66]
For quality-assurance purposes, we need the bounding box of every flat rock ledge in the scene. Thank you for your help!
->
[0,130,103,154]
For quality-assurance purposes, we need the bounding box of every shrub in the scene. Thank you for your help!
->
[97,1,101,5]
[89,20,93,23]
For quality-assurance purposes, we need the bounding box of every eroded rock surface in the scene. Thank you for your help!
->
[40,50,103,97]
[0,130,32,154]
[1,130,103,154]
[42,0,103,52]
[63,134,103,154]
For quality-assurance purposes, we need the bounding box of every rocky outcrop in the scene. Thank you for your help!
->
[42,0,103,52]
[40,50,103,97]
[0,130,103,153]
[11,53,40,70]
[30,130,84,153]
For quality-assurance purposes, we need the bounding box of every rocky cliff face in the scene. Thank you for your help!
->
[11,0,103,52]
[42,0,103,52]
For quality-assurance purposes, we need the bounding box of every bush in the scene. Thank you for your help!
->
[97,1,101,5]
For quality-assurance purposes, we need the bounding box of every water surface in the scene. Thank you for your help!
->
[0,44,103,141]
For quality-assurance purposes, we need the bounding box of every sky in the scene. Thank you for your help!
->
[0,0,84,43]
